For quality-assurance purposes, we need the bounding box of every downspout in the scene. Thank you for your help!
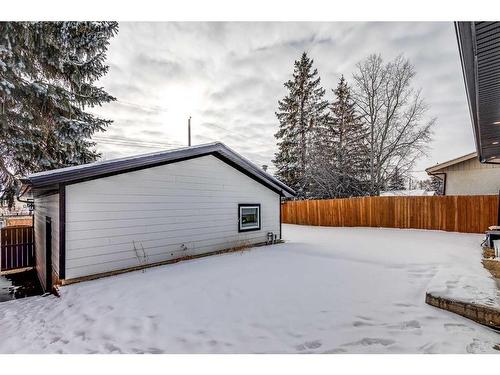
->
[279,191,283,240]
[16,185,34,212]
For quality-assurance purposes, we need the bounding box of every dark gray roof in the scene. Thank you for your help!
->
[455,22,500,163]
[22,142,295,197]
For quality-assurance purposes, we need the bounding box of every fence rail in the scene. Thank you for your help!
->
[0,226,35,271]
[281,195,500,234]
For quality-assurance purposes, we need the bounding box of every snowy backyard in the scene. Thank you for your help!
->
[0,224,499,354]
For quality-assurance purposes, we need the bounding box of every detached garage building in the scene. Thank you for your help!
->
[21,142,295,291]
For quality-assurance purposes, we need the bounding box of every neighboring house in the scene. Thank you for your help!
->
[380,189,436,197]
[21,142,295,291]
[426,152,500,195]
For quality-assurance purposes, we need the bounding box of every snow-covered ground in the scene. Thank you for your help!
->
[0,224,498,353]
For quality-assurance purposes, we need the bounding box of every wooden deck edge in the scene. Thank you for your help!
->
[425,293,500,330]
[0,267,34,276]
[482,258,500,278]
[60,240,285,286]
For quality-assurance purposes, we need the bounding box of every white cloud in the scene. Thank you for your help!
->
[92,22,474,178]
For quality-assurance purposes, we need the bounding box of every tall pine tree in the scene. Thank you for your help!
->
[0,22,118,205]
[387,167,406,191]
[273,52,329,199]
[429,175,444,195]
[311,76,369,198]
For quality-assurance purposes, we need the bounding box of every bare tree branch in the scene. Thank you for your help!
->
[352,54,435,195]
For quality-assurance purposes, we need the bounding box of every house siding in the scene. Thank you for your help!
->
[441,157,500,195]
[64,155,280,280]
[33,193,59,290]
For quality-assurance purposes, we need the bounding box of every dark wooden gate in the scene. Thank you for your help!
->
[0,225,34,272]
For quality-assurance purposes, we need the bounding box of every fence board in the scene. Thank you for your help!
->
[0,225,35,271]
[281,195,499,234]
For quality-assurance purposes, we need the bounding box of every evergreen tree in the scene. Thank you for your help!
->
[273,52,329,198]
[312,76,369,198]
[388,167,406,191]
[416,177,443,195]
[0,22,118,205]
[429,175,444,195]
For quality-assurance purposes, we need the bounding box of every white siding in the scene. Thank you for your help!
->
[65,155,280,279]
[34,193,59,290]
[442,157,500,195]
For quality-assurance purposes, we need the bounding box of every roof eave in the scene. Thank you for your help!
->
[23,142,296,197]
[455,21,500,163]
[425,152,477,174]
[455,22,484,162]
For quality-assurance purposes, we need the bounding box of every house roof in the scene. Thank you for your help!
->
[425,152,477,174]
[455,22,500,163]
[380,189,436,197]
[21,142,296,197]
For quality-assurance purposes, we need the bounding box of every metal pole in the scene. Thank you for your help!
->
[188,116,191,147]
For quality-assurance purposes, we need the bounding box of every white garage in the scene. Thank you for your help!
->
[21,142,294,291]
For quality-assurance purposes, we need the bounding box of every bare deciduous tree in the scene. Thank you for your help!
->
[352,54,435,195]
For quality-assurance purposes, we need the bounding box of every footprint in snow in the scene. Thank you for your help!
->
[393,302,416,308]
[49,336,61,344]
[96,305,114,314]
[74,330,87,340]
[82,314,95,324]
[147,347,164,354]
[295,340,322,351]
[445,280,459,288]
[353,320,375,327]
[466,338,492,353]
[323,348,347,354]
[423,315,440,320]
[388,320,421,330]
[355,315,373,321]
[418,342,438,354]
[104,342,123,353]
[343,338,395,347]
[443,323,473,332]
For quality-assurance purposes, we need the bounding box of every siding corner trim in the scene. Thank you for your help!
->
[58,184,66,280]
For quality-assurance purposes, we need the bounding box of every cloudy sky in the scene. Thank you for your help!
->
[93,22,474,180]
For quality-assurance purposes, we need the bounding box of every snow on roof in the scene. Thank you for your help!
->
[22,142,295,197]
[380,189,436,197]
[27,142,216,178]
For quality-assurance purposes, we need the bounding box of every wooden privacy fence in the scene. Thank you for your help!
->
[281,195,500,234]
[0,226,35,272]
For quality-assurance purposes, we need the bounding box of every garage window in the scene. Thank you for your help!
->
[238,204,261,232]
